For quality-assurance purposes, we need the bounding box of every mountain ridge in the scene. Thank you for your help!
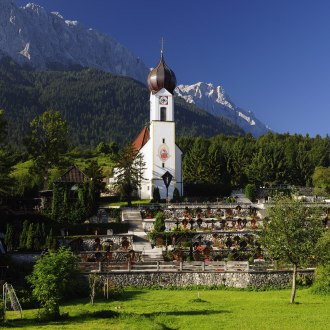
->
[0,0,149,82]
[0,0,269,137]
[0,58,244,148]
[175,82,269,137]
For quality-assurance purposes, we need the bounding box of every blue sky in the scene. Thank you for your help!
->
[16,0,330,136]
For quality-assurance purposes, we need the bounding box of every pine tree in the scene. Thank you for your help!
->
[26,223,35,251]
[19,220,29,250]
[45,228,57,251]
[33,223,42,251]
[4,223,14,252]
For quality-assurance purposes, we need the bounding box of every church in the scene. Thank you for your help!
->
[132,50,183,200]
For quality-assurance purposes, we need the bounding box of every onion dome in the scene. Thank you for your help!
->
[147,51,177,94]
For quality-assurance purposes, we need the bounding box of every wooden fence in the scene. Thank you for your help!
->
[79,261,250,273]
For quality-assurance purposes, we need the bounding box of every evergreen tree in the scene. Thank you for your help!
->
[172,187,180,203]
[115,144,146,206]
[33,223,42,251]
[19,220,29,250]
[26,223,35,251]
[45,228,57,251]
[4,223,14,252]
[153,187,161,203]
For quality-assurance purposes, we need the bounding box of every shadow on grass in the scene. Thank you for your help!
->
[142,309,232,317]
[1,308,231,328]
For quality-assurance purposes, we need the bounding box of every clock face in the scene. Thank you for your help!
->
[159,96,168,105]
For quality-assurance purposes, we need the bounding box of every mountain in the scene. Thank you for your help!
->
[0,0,268,137]
[0,0,148,82]
[175,82,269,137]
[0,58,244,148]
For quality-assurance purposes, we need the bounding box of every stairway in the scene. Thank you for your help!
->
[123,209,164,262]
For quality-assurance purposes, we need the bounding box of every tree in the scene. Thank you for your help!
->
[153,187,160,203]
[0,110,15,197]
[19,220,29,250]
[312,166,330,197]
[83,160,105,199]
[114,144,145,206]
[260,197,323,303]
[312,230,330,295]
[172,187,180,203]
[27,247,79,320]
[4,223,14,252]
[45,228,57,251]
[26,223,35,250]
[25,110,69,187]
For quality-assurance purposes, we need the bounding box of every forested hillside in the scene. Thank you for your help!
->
[0,58,244,148]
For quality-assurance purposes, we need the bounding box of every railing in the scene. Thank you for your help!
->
[79,260,250,273]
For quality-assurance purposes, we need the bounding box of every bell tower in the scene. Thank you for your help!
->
[139,50,182,200]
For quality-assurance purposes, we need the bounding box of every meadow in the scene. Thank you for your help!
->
[4,288,330,330]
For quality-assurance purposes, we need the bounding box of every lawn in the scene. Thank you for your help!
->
[4,288,330,330]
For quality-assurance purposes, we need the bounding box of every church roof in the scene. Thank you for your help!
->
[56,165,89,183]
[147,52,177,94]
[132,126,150,151]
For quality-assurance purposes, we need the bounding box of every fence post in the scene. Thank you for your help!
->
[179,261,183,272]
[157,261,160,271]
[98,262,102,272]
[128,261,131,272]
[202,261,205,272]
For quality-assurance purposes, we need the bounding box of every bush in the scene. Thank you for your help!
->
[153,212,165,232]
[311,265,330,295]
[27,247,79,320]
[244,184,257,202]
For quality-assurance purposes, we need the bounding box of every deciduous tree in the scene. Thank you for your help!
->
[27,247,79,320]
[260,197,323,303]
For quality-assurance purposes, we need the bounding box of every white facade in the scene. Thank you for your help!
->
[139,88,183,200]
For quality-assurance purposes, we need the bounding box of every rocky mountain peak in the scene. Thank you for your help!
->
[0,0,149,82]
[175,82,269,137]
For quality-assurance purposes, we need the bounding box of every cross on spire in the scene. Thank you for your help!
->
[161,37,164,54]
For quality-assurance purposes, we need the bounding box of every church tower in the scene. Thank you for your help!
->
[135,50,183,200]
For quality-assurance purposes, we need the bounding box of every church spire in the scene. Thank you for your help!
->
[147,43,177,95]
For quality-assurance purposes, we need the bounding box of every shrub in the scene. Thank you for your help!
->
[244,184,257,202]
[27,247,79,320]
[153,212,165,232]
[311,265,330,295]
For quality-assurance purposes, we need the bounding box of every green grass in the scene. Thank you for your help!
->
[3,288,330,329]
[108,199,152,207]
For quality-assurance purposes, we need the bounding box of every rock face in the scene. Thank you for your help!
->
[0,0,149,82]
[175,82,269,137]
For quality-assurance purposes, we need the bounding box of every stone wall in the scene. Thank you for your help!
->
[99,270,314,289]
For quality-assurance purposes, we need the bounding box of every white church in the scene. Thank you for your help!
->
[132,50,183,200]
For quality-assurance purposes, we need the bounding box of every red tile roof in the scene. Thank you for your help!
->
[132,126,150,151]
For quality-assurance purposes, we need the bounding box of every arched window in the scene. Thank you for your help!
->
[160,107,167,121]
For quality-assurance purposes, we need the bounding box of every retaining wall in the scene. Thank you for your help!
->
[98,270,314,289]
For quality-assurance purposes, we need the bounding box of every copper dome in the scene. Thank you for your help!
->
[147,52,177,94]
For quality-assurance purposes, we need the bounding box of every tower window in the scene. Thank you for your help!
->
[162,163,165,168]
[160,107,167,121]
[163,138,165,143]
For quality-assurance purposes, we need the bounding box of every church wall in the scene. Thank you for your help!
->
[150,120,176,200]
